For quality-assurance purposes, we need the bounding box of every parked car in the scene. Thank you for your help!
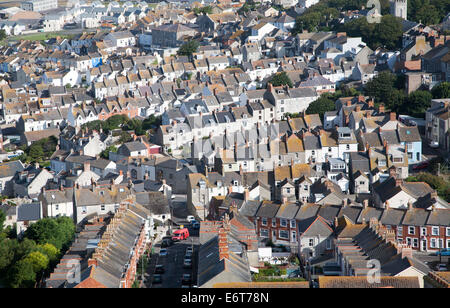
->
[191,221,200,230]
[435,249,450,256]
[412,161,429,171]
[161,238,173,248]
[182,273,191,284]
[153,274,162,284]
[172,228,189,241]
[186,247,193,254]
[183,259,192,268]
[438,264,448,271]
[155,264,165,274]
[159,249,168,257]
[186,215,196,223]
[429,141,439,148]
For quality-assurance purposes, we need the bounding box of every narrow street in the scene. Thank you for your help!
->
[145,224,200,288]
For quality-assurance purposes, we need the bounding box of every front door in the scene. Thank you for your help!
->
[421,239,427,252]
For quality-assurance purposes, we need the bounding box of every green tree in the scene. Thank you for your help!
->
[37,243,59,263]
[431,82,450,99]
[23,251,49,273]
[23,217,75,251]
[269,72,293,88]
[100,145,117,159]
[364,71,397,104]
[403,90,432,117]
[0,238,16,272]
[306,96,336,119]
[0,210,5,231]
[177,40,200,57]
[28,145,44,160]
[7,259,36,288]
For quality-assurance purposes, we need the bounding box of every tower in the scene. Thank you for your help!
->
[390,0,407,20]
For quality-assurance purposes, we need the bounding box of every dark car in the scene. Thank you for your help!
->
[182,273,191,284]
[183,259,192,268]
[161,238,173,247]
[153,274,162,284]
[155,264,165,274]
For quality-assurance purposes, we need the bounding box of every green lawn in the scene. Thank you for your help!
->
[9,32,74,42]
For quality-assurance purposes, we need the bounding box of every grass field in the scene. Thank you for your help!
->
[9,32,74,41]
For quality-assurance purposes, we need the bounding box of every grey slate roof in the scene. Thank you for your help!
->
[17,202,41,221]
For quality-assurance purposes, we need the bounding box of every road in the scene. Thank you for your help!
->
[146,223,200,288]
[414,251,450,268]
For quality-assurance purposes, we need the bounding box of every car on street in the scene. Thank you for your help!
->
[186,247,193,254]
[412,161,429,171]
[185,251,193,258]
[429,141,439,148]
[191,220,200,229]
[161,238,173,247]
[153,274,162,284]
[435,248,450,256]
[183,259,192,268]
[159,249,168,257]
[172,228,189,241]
[438,264,448,271]
[155,264,165,274]
[186,215,196,223]
[182,273,192,284]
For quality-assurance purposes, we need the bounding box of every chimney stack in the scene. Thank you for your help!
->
[84,161,90,172]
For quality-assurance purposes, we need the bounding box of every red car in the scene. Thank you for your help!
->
[412,161,429,171]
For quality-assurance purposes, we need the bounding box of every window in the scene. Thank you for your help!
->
[260,229,269,237]
[101,205,105,211]
[397,227,403,237]
[432,226,439,236]
[326,239,332,250]
[346,144,350,150]
[408,226,415,235]
[290,220,296,229]
[378,160,386,167]
[421,227,427,236]
[439,239,444,249]
[272,219,277,227]
[397,238,403,244]
[81,206,87,214]
[447,228,450,237]
[55,205,59,211]
[261,218,267,226]
[413,238,418,248]
[430,238,437,248]
[279,230,289,239]
[406,238,412,246]
[447,239,450,249]
[280,219,287,227]
[359,181,365,185]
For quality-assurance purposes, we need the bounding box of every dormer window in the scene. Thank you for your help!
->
[378,159,386,167]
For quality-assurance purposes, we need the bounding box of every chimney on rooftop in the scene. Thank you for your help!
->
[84,161,90,172]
